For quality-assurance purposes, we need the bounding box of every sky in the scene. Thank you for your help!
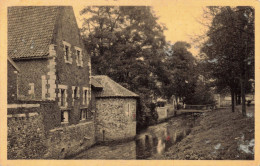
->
[73,4,209,56]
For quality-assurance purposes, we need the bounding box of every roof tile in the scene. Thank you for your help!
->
[8,6,61,59]
[92,75,139,98]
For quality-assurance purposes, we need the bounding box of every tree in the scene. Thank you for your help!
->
[161,41,197,103]
[80,6,167,128]
[184,77,215,105]
[200,6,254,115]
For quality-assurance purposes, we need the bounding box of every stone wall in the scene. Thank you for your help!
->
[40,101,61,132]
[7,105,47,159]
[157,107,167,121]
[7,101,95,159]
[167,107,176,118]
[95,98,137,142]
[45,121,95,159]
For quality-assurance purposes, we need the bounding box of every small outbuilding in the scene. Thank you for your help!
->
[91,75,139,142]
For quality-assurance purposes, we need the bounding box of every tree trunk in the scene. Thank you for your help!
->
[231,89,235,112]
[238,94,241,104]
[241,46,247,116]
[241,78,246,116]
[235,93,237,105]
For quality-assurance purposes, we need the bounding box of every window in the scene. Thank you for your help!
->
[84,90,87,105]
[61,110,69,123]
[72,86,80,106]
[86,109,92,119]
[28,83,35,98]
[80,109,86,120]
[58,85,68,108]
[74,87,78,99]
[61,89,65,106]
[65,46,69,61]
[80,109,92,120]
[76,50,80,63]
[75,46,83,67]
[82,87,90,106]
[63,41,72,64]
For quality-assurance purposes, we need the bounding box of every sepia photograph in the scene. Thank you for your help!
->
[0,0,258,164]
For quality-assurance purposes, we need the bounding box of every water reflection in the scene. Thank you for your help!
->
[157,139,165,154]
[72,117,192,159]
[135,121,187,159]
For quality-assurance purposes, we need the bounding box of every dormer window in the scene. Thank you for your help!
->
[75,46,83,67]
[63,41,72,64]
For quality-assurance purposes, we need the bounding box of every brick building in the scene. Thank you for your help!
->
[7,6,95,159]
[91,75,139,142]
[8,6,92,124]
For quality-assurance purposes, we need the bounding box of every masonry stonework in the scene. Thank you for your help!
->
[53,7,91,110]
[45,121,95,159]
[14,59,49,100]
[95,98,137,142]
[7,108,47,159]
[46,45,57,100]
[7,101,96,159]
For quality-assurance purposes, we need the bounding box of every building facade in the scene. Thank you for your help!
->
[7,6,95,159]
[92,75,138,142]
[8,6,92,124]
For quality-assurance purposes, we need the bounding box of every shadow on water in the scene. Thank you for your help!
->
[71,115,195,159]
[135,116,194,159]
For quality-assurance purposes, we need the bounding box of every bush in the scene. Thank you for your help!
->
[184,81,215,105]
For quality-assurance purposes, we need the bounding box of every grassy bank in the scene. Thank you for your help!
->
[152,107,255,160]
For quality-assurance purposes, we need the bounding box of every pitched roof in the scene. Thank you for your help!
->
[91,77,103,89]
[7,56,20,72]
[8,6,61,59]
[91,75,139,98]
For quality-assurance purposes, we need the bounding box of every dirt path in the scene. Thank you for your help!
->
[150,107,255,160]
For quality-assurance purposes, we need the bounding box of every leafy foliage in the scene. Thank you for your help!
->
[184,78,215,105]
[200,6,254,113]
[162,42,197,101]
[80,6,166,128]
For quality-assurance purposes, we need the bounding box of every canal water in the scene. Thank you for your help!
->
[72,115,195,159]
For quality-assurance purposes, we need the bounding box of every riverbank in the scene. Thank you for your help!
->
[150,107,255,160]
